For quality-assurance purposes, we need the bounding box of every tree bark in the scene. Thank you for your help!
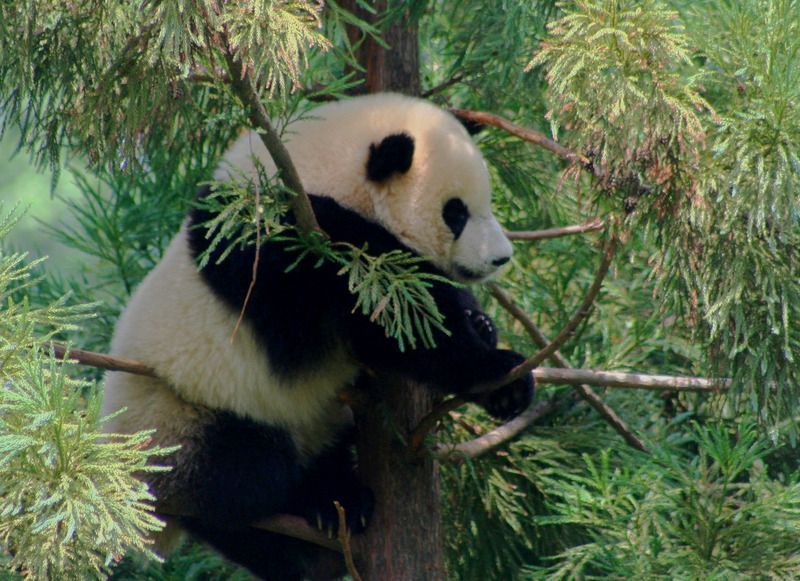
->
[355,380,445,580]
[341,3,445,579]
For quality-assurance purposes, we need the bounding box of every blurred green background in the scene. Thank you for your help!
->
[0,129,81,261]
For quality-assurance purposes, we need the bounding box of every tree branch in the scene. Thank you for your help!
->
[435,399,557,461]
[523,235,617,370]
[449,108,586,165]
[220,43,322,236]
[488,283,650,453]
[251,514,344,553]
[421,73,466,98]
[50,343,156,377]
[506,219,604,241]
[155,509,346,554]
[451,108,654,197]
[334,501,363,581]
[51,339,724,459]
[533,367,729,392]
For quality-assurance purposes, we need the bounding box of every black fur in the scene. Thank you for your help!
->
[181,186,534,577]
[188,188,534,408]
[158,411,367,580]
[442,197,470,240]
[365,133,415,181]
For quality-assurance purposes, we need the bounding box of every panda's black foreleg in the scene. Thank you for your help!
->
[288,429,374,536]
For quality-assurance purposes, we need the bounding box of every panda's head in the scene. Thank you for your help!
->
[363,124,512,282]
[220,94,513,282]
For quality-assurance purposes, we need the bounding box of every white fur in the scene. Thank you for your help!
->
[102,227,357,459]
[217,93,512,281]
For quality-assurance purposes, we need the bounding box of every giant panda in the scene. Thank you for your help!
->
[101,93,534,580]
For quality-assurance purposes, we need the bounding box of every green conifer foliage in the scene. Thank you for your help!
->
[0,210,174,579]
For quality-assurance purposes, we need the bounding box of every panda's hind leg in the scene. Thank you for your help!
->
[289,428,374,536]
[183,521,345,581]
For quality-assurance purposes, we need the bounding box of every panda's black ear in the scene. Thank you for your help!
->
[451,111,485,136]
[366,132,415,182]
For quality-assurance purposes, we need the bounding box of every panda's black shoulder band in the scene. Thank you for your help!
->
[366,132,414,182]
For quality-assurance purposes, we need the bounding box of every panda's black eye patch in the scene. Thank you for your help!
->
[443,198,469,239]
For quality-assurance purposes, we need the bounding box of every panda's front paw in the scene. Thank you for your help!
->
[466,308,498,347]
[482,373,535,421]
[305,484,374,537]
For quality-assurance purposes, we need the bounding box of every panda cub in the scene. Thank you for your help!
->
[101,93,534,579]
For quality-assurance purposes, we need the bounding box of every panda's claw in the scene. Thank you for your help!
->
[483,373,535,421]
[303,484,374,536]
[466,309,498,347]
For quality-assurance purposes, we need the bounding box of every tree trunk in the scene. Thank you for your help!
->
[343,3,445,579]
[355,381,445,580]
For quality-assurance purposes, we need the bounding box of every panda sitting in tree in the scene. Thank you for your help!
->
[102,93,534,580]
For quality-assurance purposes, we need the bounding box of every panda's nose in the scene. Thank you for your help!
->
[491,256,510,267]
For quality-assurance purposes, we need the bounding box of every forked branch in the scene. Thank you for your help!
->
[488,283,649,453]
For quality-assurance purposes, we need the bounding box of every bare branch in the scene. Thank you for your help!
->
[534,367,729,392]
[251,514,343,553]
[489,282,649,453]
[452,108,654,197]
[220,43,322,236]
[506,219,604,241]
[435,399,557,461]
[523,235,617,370]
[50,343,156,378]
[334,501,363,581]
[156,509,345,554]
[449,108,586,164]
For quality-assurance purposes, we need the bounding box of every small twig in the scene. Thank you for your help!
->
[50,343,156,378]
[421,73,466,98]
[231,187,262,340]
[409,396,464,452]
[334,501,363,581]
[449,108,586,165]
[506,219,604,241]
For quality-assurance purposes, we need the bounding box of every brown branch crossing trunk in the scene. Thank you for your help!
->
[341,2,445,578]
